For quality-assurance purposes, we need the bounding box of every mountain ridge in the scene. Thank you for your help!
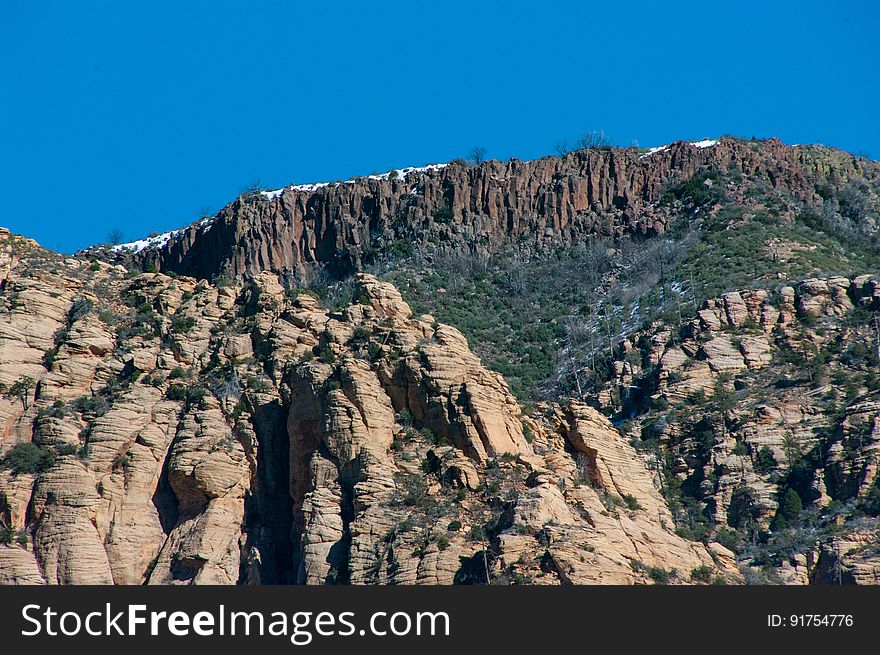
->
[84,137,879,284]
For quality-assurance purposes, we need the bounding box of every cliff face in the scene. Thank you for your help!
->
[6,136,880,586]
[0,237,736,585]
[602,275,880,584]
[98,139,876,282]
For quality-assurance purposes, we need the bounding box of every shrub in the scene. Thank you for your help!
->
[714,527,741,552]
[622,494,642,511]
[727,487,760,529]
[432,206,454,224]
[37,400,67,420]
[662,170,725,208]
[69,298,93,323]
[168,366,187,379]
[732,441,749,456]
[74,394,109,417]
[648,566,674,585]
[418,427,438,443]
[96,305,118,324]
[468,525,486,542]
[754,446,778,475]
[774,488,803,528]
[351,326,371,343]
[690,565,713,582]
[185,386,206,407]
[170,315,196,334]
[42,347,59,370]
[166,384,187,401]
[246,374,272,393]
[318,346,337,364]
[447,519,462,532]
[1,442,55,475]
[368,342,382,360]
[857,478,880,516]
[0,524,16,545]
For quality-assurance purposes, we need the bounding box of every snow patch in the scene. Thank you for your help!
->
[639,138,719,158]
[260,163,448,199]
[111,229,182,254]
[639,145,669,159]
[689,139,718,148]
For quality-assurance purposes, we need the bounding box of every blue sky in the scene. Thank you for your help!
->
[1,1,877,253]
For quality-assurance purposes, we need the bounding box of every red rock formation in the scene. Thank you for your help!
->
[111,138,876,281]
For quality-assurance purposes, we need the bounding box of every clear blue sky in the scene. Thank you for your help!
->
[1,1,877,253]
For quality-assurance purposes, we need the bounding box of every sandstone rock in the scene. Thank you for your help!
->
[700,337,746,373]
[0,546,46,585]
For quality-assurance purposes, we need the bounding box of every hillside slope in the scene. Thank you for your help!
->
[0,235,735,584]
[5,136,880,585]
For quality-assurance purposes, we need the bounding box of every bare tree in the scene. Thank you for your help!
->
[468,146,488,166]
[107,229,124,246]
[554,139,572,157]
[575,130,611,149]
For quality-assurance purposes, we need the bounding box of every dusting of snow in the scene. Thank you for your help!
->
[260,163,448,200]
[111,229,183,254]
[639,138,720,159]
[689,139,718,148]
[366,163,447,181]
[639,145,669,159]
[108,216,215,253]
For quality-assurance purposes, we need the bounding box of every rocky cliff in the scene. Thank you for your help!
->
[0,235,736,584]
[6,136,880,585]
[600,274,880,583]
[90,139,878,283]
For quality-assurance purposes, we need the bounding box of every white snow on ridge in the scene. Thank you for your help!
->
[639,145,670,159]
[260,163,448,200]
[639,138,720,159]
[109,216,215,253]
[111,229,182,254]
[366,163,448,181]
[106,163,449,253]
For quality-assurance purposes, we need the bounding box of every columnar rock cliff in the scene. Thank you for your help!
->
[0,235,736,584]
[93,139,877,282]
